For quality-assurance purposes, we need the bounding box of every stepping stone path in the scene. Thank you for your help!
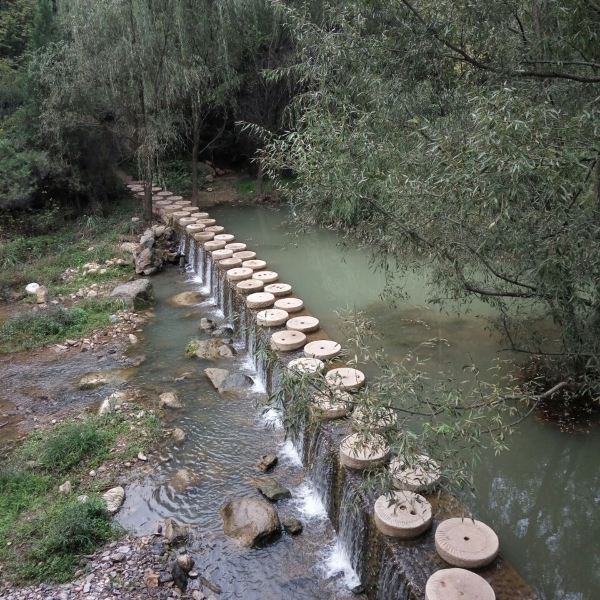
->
[287,315,319,333]
[237,279,264,293]
[264,283,292,297]
[257,308,289,327]
[373,491,432,539]
[247,292,275,309]
[352,406,397,431]
[425,568,496,600]
[287,357,324,373]
[233,250,256,260]
[252,270,279,283]
[325,367,366,391]
[226,242,247,251]
[215,233,235,242]
[274,297,304,313]
[227,267,254,282]
[312,390,353,419]
[271,330,307,351]
[435,517,499,568]
[339,432,390,469]
[205,240,226,251]
[389,454,441,492]
[304,339,341,360]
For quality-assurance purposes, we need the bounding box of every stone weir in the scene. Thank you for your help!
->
[131,184,538,600]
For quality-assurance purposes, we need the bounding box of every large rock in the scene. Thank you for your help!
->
[103,486,125,514]
[110,278,153,309]
[169,291,205,307]
[204,368,254,395]
[220,497,281,547]
[159,391,182,409]
[186,338,234,360]
[251,477,292,502]
[163,518,189,545]
[35,285,49,304]
[98,390,128,416]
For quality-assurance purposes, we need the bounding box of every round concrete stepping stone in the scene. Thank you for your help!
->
[212,249,234,261]
[390,454,441,493]
[174,200,192,207]
[312,390,353,419]
[287,357,324,374]
[193,231,214,242]
[339,433,390,469]
[326,367,366,391]
[195,212,209,218]
[155,200,173,207]
[233,250,255,260]
[304,340,341,360]
[205,225,225,233]
[264,283,292,297]
[218,257,242,269]
[186,223,206,234]
[374,491,432,539]
[227,267,254,282]
[227,243,247,252]
[257,308,289,327]
[425,569,495,600]
[162,205,180,214]
[167,195,183,202]
[186,206,202,214]
[215,233,235,242]
[242,259,267,271]
[352,406,397,431]
[198,218,216,226]
[171,210,191,219]
[287,316,319,333]
[274,297,304,313]
[435,518,500,568]
[236,279,264,294]
[151,186,162,192]
[178,217,198,227]
[247,292,276,309]
[271,330,307,351]
[252,270,279,284]
[205,240,226,251]
[157,190,172,197]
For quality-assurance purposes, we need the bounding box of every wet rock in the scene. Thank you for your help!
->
[78,369,127,390]
[282,516,303,535]
[251,477,292,502]
[159,391,182,409]
[169,291,205,307]
[172,427,186,443]
[218,343,236,358]
[211,325,234,337]
[110,278,153,309]
[171,561,189,591]
[102,486,125,514]
[200,317,215,331]
[58,480,72,494]
[187,338,232,360]
[163,518,189,545]
[256,454,278,472]
[205,368,254,395]
[176,553,195,573]
[204,368,229,390]
[169,468,200,492]
[128,333,138,345]
[150,540,166,556]
[98,390,128,415]
[220,497,281,547]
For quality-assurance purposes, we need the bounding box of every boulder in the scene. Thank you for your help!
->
[159,391,182,409]
[176,553,194,573]
[35,286,49,304]
[163,518,189,545]
[186,338,234,360]
[204,368,254,395]
[110,278,153,309]
[282,516,303,535]
[103,486,125,514]
[172,427,186,443]
[256,454,278,472]
[135,247,158,275]
[169,291,205,307]
[169,468,200,491]
[199,317,214,331]
[251,477,292,502]
[218,344,236,358]
[220,497,281,547]
[98,390,128,415]
[204,368,229,390]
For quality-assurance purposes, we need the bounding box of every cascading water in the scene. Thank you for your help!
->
[376,550,411,600]
[307,426,336,515]
[337,478,369,581]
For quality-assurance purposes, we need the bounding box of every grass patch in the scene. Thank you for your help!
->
[0,196,139,299]
[0,298,126,353]
[0,410,160,584]
[158,158,215,196]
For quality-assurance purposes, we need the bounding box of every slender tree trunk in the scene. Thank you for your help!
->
[143,155,153,223]
[191,112,200,206]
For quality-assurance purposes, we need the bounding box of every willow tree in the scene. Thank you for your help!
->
[263,0,600,404]
[33,0,181,221]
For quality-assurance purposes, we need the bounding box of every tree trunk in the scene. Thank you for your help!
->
[191,113,200,206]
[143,156,153,223]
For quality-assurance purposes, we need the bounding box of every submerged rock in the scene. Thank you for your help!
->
[163,518,189,545]
[110,278,153,309]
[78,369,130,390]
[204,368,254,395]
[200,317,215,331]
[169,468,200,491]
[186,338,233,360]
[220,497,281,547]
[282,516,303,535]
[256,454,278,472]
[159,391,182,409]
[172,427,186,443]
[169,291,205,307]
[251,477,292,502]
[204,368,229,390]
[103,486,125,514]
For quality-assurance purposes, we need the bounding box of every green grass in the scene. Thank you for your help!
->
[0,298,126,353]
[158,158,214,196]
[0,411,160,584]
[0,196,139,299]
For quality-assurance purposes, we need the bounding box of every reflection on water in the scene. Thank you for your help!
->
[212,205,600,600]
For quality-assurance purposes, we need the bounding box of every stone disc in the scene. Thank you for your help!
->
[155,200,173,207]
[174,200,192,207]
[215,233,235,242]
[274,297,304,313]
[186,206,202,214]
[287,316,320,333]
[233,250,256,260]
[425,569,496,600]
[226,242,247,252]
[257,308,289,327]
[252,270,279,284]
[325,367,366,391]
[171,210,191,218]
[204,240,226,251]
[205,225,224,233]
[198,218,216,226]
[242,259,267,271]
[352,406,397,431]
[271,330,307,352]
[186,223,206,234]
[236,279,264,294]
[374,491,432,539]
[311,390,353,420]
[157,190,172,197]
[287,357,325,374]
[212,249,234,261]
[218,257,243,269]
[247,292,276,309]
[339,433,390,470]
[434,518,499,568]
[227,267,254,282]
[193,231,215,242]
[167,195,183,202]
[304,340,341,360]
[390,454,441,493]
[178,217,198,227]
[151,186,162,192]
[264,283,292,297]
[195,212,209,219]
[162,205,180,214]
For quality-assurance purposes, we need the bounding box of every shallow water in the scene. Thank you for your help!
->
[117,269,360,599]
[211,205,600,600]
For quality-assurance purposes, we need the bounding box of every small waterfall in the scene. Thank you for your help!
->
[307,427,336,514]
[375,550,411,600]
[198,245,205,281]
[338,479,369,581]
[189,238,196,272]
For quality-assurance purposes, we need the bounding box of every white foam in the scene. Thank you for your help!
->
[321,540,361,590]
[261,408,283,430]
[293,481,328,519]
[278,439,302,466]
